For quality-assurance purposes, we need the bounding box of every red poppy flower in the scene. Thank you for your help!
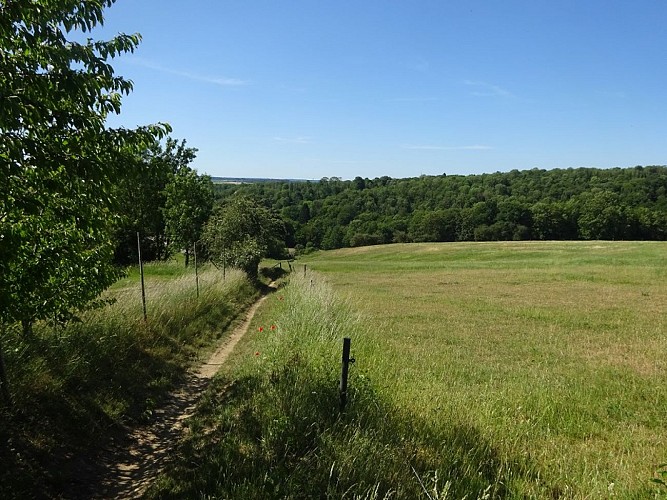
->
[270,325,276,331]
[258,326,264,332]
[254,351,260,356]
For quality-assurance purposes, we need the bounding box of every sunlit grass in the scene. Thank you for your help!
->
[149,274,513,499]
[138,242,667,498]
[302,241,667,498]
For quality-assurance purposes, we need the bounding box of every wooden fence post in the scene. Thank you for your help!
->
[137,232,147,321]
[194,242,200,299]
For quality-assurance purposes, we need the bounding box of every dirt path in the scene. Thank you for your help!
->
[64,289,273,499]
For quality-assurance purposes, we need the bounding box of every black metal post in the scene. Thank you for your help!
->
[339,337,355,410]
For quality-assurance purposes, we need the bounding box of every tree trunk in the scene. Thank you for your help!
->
[21,319,33,337]
[0,338,12,407]
[245,257,260,283]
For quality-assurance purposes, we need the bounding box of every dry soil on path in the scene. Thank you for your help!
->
[63,287,274,499]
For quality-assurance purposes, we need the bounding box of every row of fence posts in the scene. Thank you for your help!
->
[136,233,297,321]
[136,232,206,322]
[137,238,355,410]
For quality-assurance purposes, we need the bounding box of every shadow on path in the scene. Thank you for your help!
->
[61,285,276,499]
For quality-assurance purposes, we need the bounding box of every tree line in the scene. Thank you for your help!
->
[113,137,214,267]
[214,166,667,251]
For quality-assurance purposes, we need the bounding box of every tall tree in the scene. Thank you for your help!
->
[0,0,169,335]
[113,143,171,264]
[113,138,195,264]
[163,166,214,267]
[202,197,285,281]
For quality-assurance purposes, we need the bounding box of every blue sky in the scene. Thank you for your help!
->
[96,1,667,180]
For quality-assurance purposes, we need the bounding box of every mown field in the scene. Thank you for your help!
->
[149,241,666,499]
[303,241,667,497]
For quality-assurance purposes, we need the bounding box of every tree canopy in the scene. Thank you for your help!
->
[163,142,214,267]
[113,137,208,265]
[0,0,169,330]
[213,166,667,251]
[202,197,285,281]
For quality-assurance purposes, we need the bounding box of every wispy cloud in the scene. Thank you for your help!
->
[127,58,249,86]
[272,136,312,144]
[402,144,493,151]
[463,80,513,98]
[388,97,440,103]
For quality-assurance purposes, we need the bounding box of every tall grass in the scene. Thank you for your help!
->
[149,241,667,499]
[147,274,519,499]
[0,264,256,498]
[303,241,667,498]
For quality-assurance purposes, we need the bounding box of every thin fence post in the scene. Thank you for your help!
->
[339,337,355,411]
[194,242,200,299]
[137,231,147,321]
[303,264,307,277]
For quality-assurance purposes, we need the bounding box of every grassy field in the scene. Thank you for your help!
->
[301,241,667,498]
[148,241,667,499]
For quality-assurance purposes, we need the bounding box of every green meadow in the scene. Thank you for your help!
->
[150,241,666,499]
[304,241,667,497]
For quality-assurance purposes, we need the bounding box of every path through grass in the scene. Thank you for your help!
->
[147,242,667,498]
[0,262,256,498]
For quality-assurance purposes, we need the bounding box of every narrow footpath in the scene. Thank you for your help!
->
[63,287,274,499]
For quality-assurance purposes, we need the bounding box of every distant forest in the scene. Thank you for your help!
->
[214,166,667,251]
